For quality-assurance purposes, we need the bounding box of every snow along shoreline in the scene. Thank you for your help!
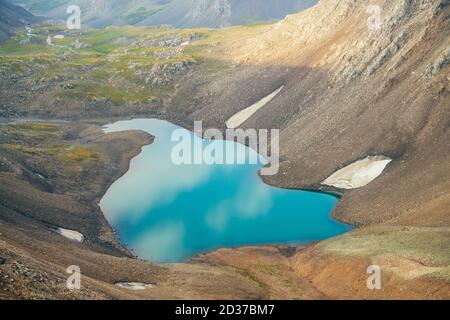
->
[322,156,392,189]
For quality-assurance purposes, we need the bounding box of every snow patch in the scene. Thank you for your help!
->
[115,282,155,290]
[226,86,284,129]
[322,156,392,189]
[54,227,84,242]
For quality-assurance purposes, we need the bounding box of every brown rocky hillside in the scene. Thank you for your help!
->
[0,0,448,299]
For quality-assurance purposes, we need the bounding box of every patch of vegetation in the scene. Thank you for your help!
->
[0,123,61,141]
[0,24,248,116]
[4,144,41,155]
[282,279,293,289]
[9,123,60,132]
[59,82,157,106]
[320,226,450,272]
[60,146,99,162]
[3,143,98,163]
[82,30,124,55]
[256,264,284,276]
[0,39,53,55]
[236,268,268,290]
[425,266,450,280]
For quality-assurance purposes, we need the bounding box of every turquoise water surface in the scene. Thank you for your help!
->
[99,119,353,263]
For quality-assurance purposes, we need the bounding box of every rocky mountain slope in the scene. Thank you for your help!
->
[0,0,449,299]
[192,0,450,298]
[0,0,40,43]
[200,0,450,228]
[11,0,317,28]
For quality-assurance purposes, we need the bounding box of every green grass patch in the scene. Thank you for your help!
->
[60,146,99,162]
[320,226,450,267]
[59,82,157,105]
[11,123,60,132]
[236,268,268,290]
[256,264,284,276]
[3,144,41,155]
[0,123,61,141]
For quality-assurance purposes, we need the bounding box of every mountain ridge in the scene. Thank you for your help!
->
[10,0,318,28]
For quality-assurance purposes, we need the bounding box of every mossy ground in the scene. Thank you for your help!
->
[318,226,450,280]
[0,23,265,117]
[0,122,105,191]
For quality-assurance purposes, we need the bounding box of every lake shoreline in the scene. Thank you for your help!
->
[3,115,357,259]
[2,116,446,300]
[98,118,354,263]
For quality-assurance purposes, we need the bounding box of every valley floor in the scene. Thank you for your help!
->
[0,0,449,300]
[0,119,448,300]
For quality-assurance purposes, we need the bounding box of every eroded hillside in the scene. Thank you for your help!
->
[0,0,449,299]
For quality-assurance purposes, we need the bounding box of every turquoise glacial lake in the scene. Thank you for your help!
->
[99,119,353,263]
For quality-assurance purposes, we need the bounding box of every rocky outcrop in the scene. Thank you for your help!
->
[138,61,192,87]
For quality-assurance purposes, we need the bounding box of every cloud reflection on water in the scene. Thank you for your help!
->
[99,119,353,263]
